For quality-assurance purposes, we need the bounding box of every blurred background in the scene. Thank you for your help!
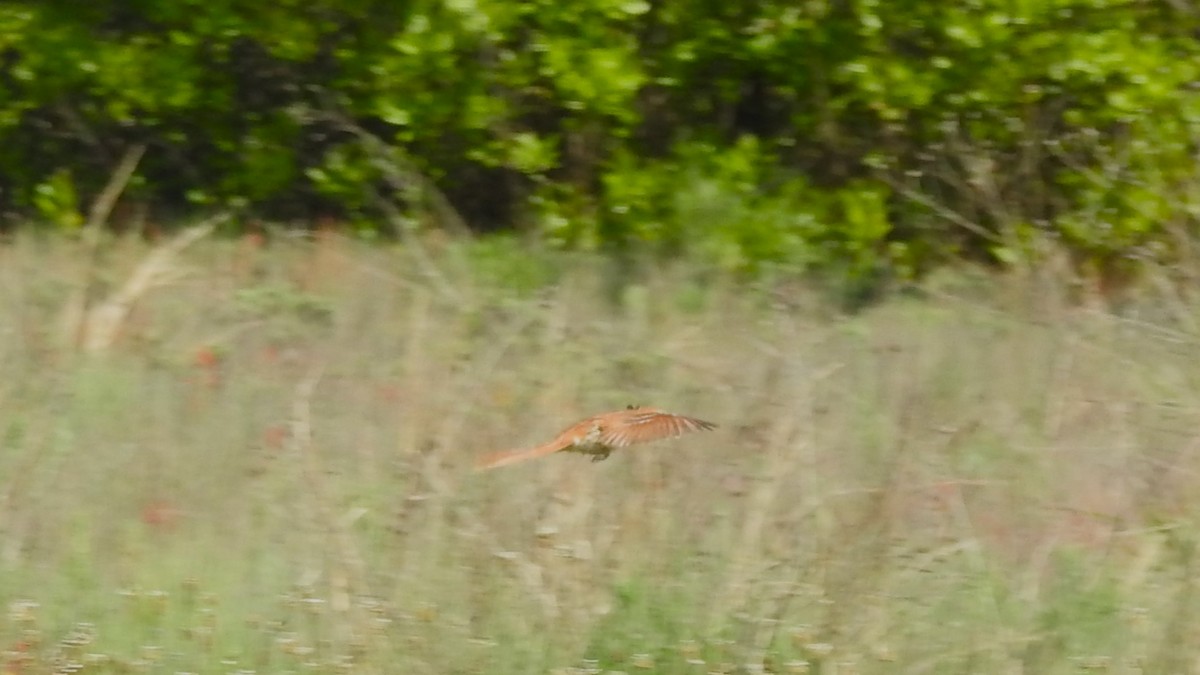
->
[3,1,1200,673]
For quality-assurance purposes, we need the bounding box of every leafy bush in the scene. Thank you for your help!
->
[1,0,1198,290]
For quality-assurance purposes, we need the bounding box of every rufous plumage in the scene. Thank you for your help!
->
[477,405,716,469]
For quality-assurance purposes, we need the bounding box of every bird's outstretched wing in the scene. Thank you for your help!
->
[475,407,716,470]
[597,408,717,447]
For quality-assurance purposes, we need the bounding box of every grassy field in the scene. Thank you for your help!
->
[2,230,1200,674]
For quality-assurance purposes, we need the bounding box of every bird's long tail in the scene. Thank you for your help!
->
[475,438,571,470]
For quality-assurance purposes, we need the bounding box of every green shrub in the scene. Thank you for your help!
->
[1,0,1198,289]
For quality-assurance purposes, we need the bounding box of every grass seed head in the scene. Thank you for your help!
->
[630,653,655,669]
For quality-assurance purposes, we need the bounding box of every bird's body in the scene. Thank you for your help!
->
[476,406,716,469]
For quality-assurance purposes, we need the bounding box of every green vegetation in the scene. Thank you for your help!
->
[2,233,1200,672]
[4,1,1200,671]
[2,1,1200,290]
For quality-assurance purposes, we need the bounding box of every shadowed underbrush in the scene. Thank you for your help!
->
[2,232,1200,673]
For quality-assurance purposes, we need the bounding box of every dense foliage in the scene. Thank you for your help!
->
[2,0,1199,286]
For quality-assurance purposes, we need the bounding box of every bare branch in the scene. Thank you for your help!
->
[85,144,146,234]
[79,213,227,353]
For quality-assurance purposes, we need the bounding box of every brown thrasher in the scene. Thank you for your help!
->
[476,405,716,470]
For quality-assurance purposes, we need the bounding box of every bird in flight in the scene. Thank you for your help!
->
[476,405,716,470]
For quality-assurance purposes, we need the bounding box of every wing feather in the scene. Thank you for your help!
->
[478,408,716,470]
[598,410,716,447]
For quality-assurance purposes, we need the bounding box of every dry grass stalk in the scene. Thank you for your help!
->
[284,360,379,669]
[10,233,1200,671]
[76,215,225,353]
[59,144,146,352]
